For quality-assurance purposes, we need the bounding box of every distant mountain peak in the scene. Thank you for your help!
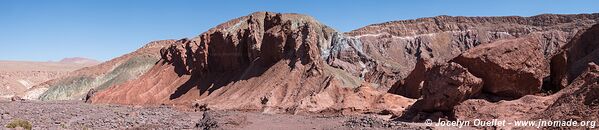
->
[58,57,100,65]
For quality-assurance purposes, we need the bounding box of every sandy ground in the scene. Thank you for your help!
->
[0,100,452,130]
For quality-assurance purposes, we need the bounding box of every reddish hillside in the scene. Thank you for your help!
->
[91,12,414,114]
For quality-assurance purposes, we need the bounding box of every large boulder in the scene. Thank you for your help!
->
[387,58,436,98]
[453,63,599,129]
[414,62,483,112]
[452,38,549,98]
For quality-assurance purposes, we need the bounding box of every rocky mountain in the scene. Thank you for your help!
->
[90,12,413,115]
[25,12,599,127]
[22,40,176,100]
[87,12,599,115]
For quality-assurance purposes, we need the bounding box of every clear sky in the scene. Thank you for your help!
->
[1,0,599,62]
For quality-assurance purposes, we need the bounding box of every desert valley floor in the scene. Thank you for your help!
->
[0,100,445,129]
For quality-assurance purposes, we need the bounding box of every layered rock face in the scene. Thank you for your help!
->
[25,40,177,100]
[90,12,412,114]
[349,14,599,90]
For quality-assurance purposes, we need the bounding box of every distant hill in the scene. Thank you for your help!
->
[0,60,95,99]
[59,57,101,65]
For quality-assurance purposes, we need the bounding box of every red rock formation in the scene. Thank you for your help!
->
[387,58,436,98]
[550,24,599,89]
[453,63,599,129]
[452,38,549,98]
[347,14,598,89]
[91,12,413,114]
[450,27,599,127]
[538,63,599,123]
[297,82,415,115]
[77,12,599,119]
[415,62,483,112]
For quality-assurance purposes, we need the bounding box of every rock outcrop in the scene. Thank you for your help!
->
[452,63,599,129]
[387,58,436,98]
[550,24,599,89]
[452,38,549,98]
[450,24,599,129]
[538,63,599,123]
[347,14,599,89]
[415,62,483,112]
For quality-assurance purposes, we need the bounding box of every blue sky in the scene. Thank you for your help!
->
[1,0,599,62]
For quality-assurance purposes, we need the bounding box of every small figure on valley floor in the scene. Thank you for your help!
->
[10,96,24,102]
[196,111,219,130]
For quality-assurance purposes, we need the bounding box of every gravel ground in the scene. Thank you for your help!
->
[0,100,201,129]
[0,100,440,129]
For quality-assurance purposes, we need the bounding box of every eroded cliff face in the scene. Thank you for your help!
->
[90,12,412,114]
[346,14,599,89]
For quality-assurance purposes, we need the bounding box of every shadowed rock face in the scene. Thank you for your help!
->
[551,24,599,89]
[387,58,436,98]
[347,14,599,89]
[415,62,482,112]
[538,63,599,123]
[90,12,413,114]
